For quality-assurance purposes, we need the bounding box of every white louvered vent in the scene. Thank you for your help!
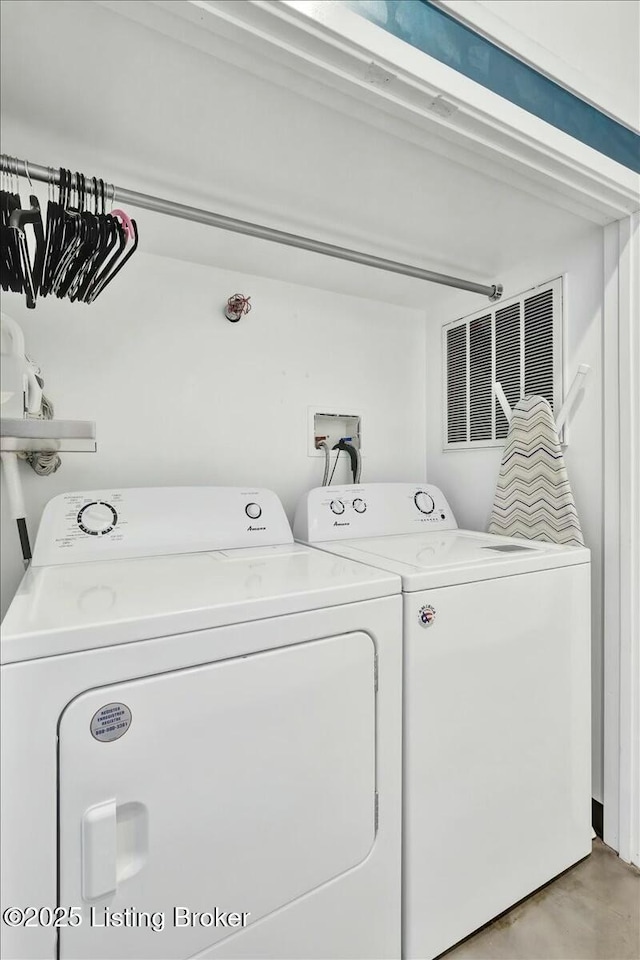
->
[446,325,467,443]
[443,278,563,449]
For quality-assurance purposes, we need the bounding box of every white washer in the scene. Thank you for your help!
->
[294,482,592,960]
[1,487,403,960]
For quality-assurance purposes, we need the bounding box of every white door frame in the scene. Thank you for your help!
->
[603,214,640,866]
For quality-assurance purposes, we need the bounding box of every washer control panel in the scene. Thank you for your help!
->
[294,483,457,542]
[32,487,293,566]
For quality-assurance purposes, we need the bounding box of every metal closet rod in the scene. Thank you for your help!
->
[3,154,503,300]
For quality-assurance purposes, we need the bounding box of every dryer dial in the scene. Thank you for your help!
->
[77,502,118,536]
[414,491,435,515]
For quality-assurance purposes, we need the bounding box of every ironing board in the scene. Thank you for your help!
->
[488,395,584,546]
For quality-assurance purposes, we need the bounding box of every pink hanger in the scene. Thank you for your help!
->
[111,208,135,240]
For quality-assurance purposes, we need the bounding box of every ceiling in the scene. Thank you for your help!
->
[0,0,599,307]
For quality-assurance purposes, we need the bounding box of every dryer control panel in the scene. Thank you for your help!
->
[294,483,458,542]
[32,487,293,566]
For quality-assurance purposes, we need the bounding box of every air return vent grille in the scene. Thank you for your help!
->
[443,278,563,449]
[469,314,493,441]
[446,325,467,443]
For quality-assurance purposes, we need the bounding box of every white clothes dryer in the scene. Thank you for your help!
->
[294,482,592,960]
[1,487,403,960]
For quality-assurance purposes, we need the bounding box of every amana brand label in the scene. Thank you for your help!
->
[90,702,132,742]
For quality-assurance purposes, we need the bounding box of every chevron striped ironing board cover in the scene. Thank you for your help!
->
[488,395,584,546]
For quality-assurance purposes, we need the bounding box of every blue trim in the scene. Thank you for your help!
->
[342,0,640,173]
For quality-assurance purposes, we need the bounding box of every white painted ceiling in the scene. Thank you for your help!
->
[0,0,598,307]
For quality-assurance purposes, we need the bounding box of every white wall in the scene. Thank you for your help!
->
[425,225,605,801]
[0,242,427,617]
[442,0,640,131]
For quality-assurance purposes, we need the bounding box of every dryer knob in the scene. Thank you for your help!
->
[330,500,345,515]
[245,502,262,520]
[353,498,367,513]
[77,501,118,535]
[414,491,435,515]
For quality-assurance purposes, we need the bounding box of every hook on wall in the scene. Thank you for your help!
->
[225,293,252,323]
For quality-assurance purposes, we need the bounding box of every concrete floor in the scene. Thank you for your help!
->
[444,840,640,960]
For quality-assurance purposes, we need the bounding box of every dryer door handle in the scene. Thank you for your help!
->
[82,799,117,902]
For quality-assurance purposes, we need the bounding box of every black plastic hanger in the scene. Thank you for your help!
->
[0,159,23,293]
[41,167,69,296]
[9,196,45,308]
[87,217,138,301]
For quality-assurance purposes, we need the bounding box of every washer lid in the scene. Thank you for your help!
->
[1,544,399,664]
[305,530,590,591]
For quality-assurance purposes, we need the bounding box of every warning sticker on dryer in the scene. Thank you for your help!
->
[90,702,132,742]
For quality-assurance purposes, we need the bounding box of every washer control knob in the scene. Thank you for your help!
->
[414,491,435,515]
[330,500,345,515]
[77,501,118,536]
[245,502,262,520]
[352,498,367,513]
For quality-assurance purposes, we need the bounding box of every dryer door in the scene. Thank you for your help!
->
[58,631,376,960]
